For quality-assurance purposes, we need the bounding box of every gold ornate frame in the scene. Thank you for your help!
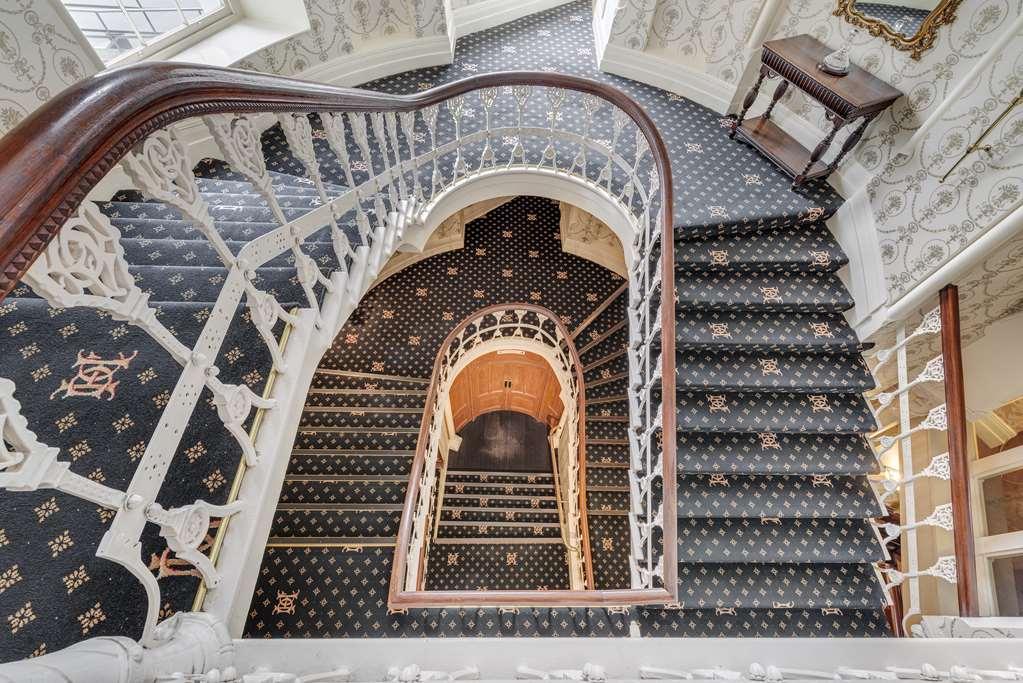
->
[833,0,964,60]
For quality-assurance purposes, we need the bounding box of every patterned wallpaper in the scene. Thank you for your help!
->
[769,1,1023,301]
[234,0,449,77]
[0,0,99,137]
[602,0,1023,309]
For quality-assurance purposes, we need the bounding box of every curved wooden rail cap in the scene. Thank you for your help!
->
[0,63,672,302]
[0,62,677,606]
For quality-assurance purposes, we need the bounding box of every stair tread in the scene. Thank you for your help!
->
[677,431,878,475]
[676,271,854,313]
[676,518,886,563]
[676,223,847,272]
[676,310,868,353]
[674,562,885,609]
[677,390,877,434]
[677,350,874,393]
[676,473,883,519]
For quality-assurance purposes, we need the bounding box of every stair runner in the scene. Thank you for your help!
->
[0,129,352,660]
[0,1,897,659]
[427,470,571,591]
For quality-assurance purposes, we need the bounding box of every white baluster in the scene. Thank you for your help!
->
[879,451,950,502]
[874,307,941,368]
[873,356,944,410]
[145,499,244,588]
[122,128,234,267]
[878,503,954,544]
[883,555,957,589]
[878,403,947,450]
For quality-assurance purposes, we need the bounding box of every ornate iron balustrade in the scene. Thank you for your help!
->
[0,65,677,640]
[397,304,591,594]
[867,285,977,634]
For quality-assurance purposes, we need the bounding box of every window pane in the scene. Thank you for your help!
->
[982,467,1023,535]
[991,555,1023,616]
[61,0,227,63]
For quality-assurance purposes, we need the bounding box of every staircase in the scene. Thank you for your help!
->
[572,286,633,590]
[633,221,890,636]
[428,469,570,591]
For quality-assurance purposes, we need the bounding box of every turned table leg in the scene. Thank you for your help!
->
[826,114,873,175]
[730,65,769,139]
[763,79,788,121]
[793,115,845,187]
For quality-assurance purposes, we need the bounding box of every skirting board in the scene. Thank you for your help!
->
[451,0,577,41]
[599,44,735,115]
[298,35,454,87]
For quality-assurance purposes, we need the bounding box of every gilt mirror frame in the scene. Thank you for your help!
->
[833,0,964,60]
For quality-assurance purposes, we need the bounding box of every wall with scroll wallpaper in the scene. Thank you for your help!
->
[601,0,1023,308]
[232,0,449,77]
[0,0,100,138]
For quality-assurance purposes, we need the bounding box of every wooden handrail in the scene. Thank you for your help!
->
[0,62,676,608]
[939,285,979,616]
[0,64,672,303]
[389,302,596,602]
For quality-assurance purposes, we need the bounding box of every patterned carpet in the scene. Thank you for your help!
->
[0,0,892,662]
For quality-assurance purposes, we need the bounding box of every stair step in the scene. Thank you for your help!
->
[293,431,420,452]
[634,605,891,636]
[586,396,629,417]
[287,451,414,477]
[677,432,879,475]
[572,287,627,343]
[676,350,874,393]
[676,223,847,273]
[445,470,553,484]
[311,370,430,391]
[676,271,854,313]
[673,562,885,609]
[587,444,630,466]
[279,478,408,505]
[580,327,628,367]
[587,514,632,589]
[299,409,422,430]
[304,390,427,409]
[586,420,629,441]
[584,352,628,383]
[443,494,557,510]
[586,467,629,487]
[445,482,555,495]
[437,520,563,540]
[676,310,868,354]
[102,199,320,224]
[441,508,560,523]
[677,390,877,434]
[270,508,403,538]
[585,374,629,398]
[676,518,886,563]
[586,490,629,511]
[129,264,306,305]
[676,474,883,519]
[119,236,335,268]
[578,320,626,357]
[265,537,396,547]
[423,542,570,591]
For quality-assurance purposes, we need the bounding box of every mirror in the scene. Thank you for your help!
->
[835,0,963,60]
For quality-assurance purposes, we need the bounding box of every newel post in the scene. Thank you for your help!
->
[939,284,979,616]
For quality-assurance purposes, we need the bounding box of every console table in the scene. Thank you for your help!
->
[730,34,902,188]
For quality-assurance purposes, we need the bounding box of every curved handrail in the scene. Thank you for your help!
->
[391,302,593,599]
[0,62,677,609]
[0,64,672,302]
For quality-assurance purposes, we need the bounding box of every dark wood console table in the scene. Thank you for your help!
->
[730,34,902,187]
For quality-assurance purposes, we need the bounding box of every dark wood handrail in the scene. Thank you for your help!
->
[389,302,596,603]
[939,285,979,616]
[0,64,671,303]
[0,62,677,608]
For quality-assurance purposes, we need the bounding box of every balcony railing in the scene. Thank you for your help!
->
[0,63,677,645]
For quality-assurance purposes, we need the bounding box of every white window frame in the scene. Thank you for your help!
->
[62,0,240,66]
[969,441,1023,615]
